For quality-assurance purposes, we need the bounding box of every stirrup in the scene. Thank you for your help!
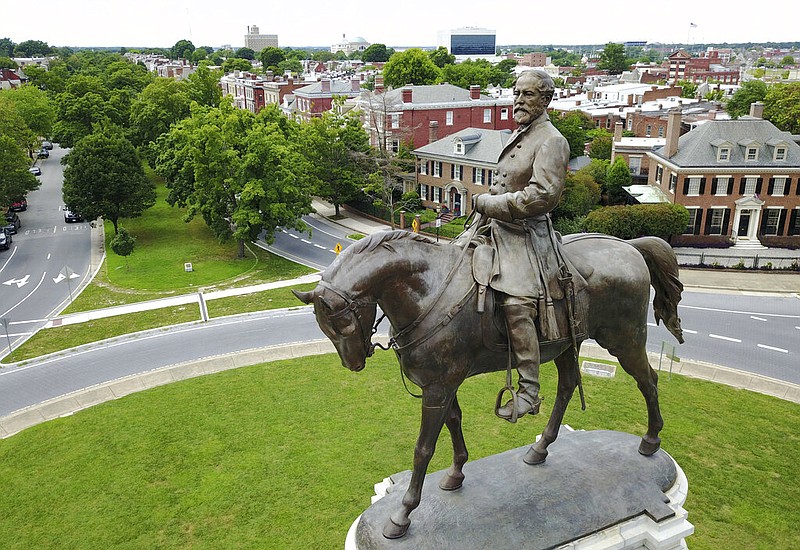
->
[495,386,519,423]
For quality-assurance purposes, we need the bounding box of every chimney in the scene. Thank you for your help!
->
[351,78,360,92]
[428,121,439,144]
[321,80,331,93]
[470,85,480,100]
[749,101,764,119]
[664,108,681,158]
[375,76,384,94]
[614,121,623,142]
[402,88,412,103]
[575,100,581,106]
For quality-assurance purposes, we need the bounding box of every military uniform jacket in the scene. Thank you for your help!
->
[474,111,570,299]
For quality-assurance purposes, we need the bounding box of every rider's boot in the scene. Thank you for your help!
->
[497,301,542,421]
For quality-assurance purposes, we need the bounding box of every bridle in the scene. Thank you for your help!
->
[316,280,389,358]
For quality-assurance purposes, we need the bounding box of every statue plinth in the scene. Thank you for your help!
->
[346,429,693,550]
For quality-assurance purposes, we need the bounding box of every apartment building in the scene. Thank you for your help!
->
[290,79,362,120]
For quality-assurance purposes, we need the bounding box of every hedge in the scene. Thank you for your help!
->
[584,203,689,240]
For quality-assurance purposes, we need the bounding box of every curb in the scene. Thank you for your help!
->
[2,337,797,440]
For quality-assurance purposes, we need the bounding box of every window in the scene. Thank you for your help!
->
[743,177,757,195]
[775,147,787,161]
[746,147,758,161]
[655,165,663,184]
[446,111,453,126]
[483,109,491,123]
[389,139,400,153]
[684,208,700,234]
[764,209,781,236]
[391,113,400,129]
[419,161,428,175]
[645,124,652,137]
[628,157,641,175]
[419,184,428,200]
[454,141,464,155]
[453,164,462,181]
[500,108,509,120]
[627,117,633,131]
[658,127,664,138]
[487,170,493,186]
[709,209,725,235]
[717,147,730,162]
[433,187,441,203]
[714,177,729,195]
[687,177,701,195]
[433,161,441,177]
[474,167,484,184]
[772,177,787,196]
[669,173,677,193]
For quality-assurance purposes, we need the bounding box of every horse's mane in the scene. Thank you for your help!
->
[347,230,436,255]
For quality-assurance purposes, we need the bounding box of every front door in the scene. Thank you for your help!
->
[738,210,751,237]
[449,189,462,216]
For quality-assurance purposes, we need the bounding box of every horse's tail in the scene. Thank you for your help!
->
[629,236,685,344]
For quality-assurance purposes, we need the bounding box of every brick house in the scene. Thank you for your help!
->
[647,106,800,248]
[356,83,514,152]
[0,68,24,89]
[666,49,739,85]
[220,72,305,114]
[413,127,512,216]
[291,79,362,121]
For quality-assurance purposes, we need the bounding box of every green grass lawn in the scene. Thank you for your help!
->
[1,352,798,549]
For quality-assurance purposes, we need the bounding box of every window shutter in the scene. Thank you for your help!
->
[756,177,763,194]
[699,177,706,195]
[722,209,731,235]
[777,209,788,236]
[789,210,799,235]
[704,209,713,235]
[727,179,734,195]
[694,210,703,235]
[738,179,746,195]
[760,211,769,235]
[472,167,476,182]
[682,178,689,195]
[451,164,454,179]
[795,177,800,195]
[768,178,775,195]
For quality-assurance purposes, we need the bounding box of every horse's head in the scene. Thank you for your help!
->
[293,282,378,372]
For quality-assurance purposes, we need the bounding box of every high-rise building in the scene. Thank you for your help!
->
[244,25,278,52]
[437,27,496,56]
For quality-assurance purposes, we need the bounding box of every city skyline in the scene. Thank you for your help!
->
[5,0,799,51]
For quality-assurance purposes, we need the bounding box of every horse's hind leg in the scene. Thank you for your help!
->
[616,345,663,456]
[524,349,578,465]
[439,394,468,491]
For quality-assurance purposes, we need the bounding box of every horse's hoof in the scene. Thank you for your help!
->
[638,437,661,456]
[523,446,547,465]
[383,516,410,539]
[438,472,464,491]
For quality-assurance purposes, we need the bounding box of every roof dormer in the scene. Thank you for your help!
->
[766,137,790,161]
[452,133,481,155]
[710,138,733,162]
[738,138,761,162]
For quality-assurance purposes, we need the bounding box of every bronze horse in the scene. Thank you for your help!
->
[293,230,684,539]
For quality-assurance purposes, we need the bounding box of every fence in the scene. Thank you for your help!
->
[674,251,800,271]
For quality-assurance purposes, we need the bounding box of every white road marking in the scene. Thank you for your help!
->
[709,334,741,343]
[0,246,18,273]
[757,344,788,354]
[1,272,47,317]
[313,244,327,249]
[301,239,312,244]
[288,233,299,239]
[681,304,800,319]
[750,316,767,322]
[47,253,51,260]
[683,329,698,334]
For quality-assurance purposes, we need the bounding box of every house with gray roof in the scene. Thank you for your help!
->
[413,127,512,216]
[647,106,800,248]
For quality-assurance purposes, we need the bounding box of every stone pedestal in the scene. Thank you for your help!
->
[346,429,693,549]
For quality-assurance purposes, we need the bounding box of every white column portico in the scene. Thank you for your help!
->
[731,195,767,249]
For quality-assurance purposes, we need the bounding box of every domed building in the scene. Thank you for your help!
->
[330,35,370,55]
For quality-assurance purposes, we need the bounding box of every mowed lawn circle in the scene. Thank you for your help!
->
[1,352,798,549]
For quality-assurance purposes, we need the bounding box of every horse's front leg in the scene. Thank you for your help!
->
[439,394,468,491]
[524,350,578,465]
[384,385,454,539]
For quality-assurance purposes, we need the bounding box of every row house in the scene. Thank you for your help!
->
[624,100,724,139]
[355,83,514,151]
[413,128,512,216]
[647,106,800,248]
[290,79,362,121]
[0,68,24,90]
[221,72,305,114]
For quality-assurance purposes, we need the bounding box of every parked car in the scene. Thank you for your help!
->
[41,140,53,150]
[4,211,21,234]
[0,228,11,251]
[37,148,49,159]
[29,166,41,176]
[9,197,27,211]
[64,207,83,223]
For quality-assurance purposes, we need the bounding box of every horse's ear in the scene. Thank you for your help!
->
[292,289,314,304]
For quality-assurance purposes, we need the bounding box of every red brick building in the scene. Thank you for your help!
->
[666,49,739,85]
[220,72,305,114]
[291,79,362,121]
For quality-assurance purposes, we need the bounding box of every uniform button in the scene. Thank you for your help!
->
[510,153,515,158]
[516,144,522,148]
[501,183,506,187]
[503,173,507,177]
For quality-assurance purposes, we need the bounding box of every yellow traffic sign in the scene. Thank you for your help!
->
[411,218,420,233]
[334,243,343,254]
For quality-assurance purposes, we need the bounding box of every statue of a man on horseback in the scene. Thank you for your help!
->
[471,69,572,421]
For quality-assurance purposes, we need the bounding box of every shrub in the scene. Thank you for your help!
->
[584,203,689,240]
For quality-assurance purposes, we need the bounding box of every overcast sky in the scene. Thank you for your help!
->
[5,0,798,50]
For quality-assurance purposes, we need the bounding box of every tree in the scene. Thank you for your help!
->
[764,82,800,134]
[185,64,223,107]
[235,47,255,60]
[362,43,390,64]
[383,48,441,88]
[552,169,601,223]
[605,156,632,204]
[587,130,613,160]
[726,79,767,118]
[550,111,590,159]
[597,43,630,74]
[439,58,512,89]
[428,47,455,68]
[278,59,303,75]
[0,57,17,69]
[0,95,38,156]
[191,47,210,64]
[312,51,335,62]
[0,84,56,141]
[62,129,156,234]
[129,77,191,155]
[222,58,253,73]
[171,39,195,60]
[0,38,14,57]
[259,47,286,70]
[0,134,40,207]
[110,226,136,268]
[585,204,688,240]
[153,103,314,258]
[300,104,371,216]
[780,55,795,67]
[14,40,51,57]
[676,80,698,99]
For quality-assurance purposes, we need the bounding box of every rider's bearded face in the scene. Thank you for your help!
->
[513,75,548,126]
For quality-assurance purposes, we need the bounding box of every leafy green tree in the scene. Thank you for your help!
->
[0,94,39,156]
[109,226,136,268]
[312,51,335,62]
[14,40,51,57]
[285,48,308,61]
[552,169,600,222]
[62,129,156,234]
[0,38,14,57]
[726,79,767,118]
[362,43,390,63]
[597,42,630,74]
[588,129,613,160]
[676,80,698,99]
[278,59,303,75]
[0,57,17,69]
[428,47,455,68]
[585,204,688,240]
[129,78,191,155]
[235,47,255,60]
[300,104,370,216]
[550,111,590,159]
[582,158,609,194]
[51,75,118,148]
[259,47,286,70]
[185,64,223,107]
[171,39,195,60]
[764,82,800,134]
[154,103,313,257]
[0,134,40,206]
[0,84,55,140]
[439,58,512,89]
[383,48,441,87]
[222,58,253,73]
[756,57,767,67]
[496,58,518,74]
[605,156,632,204]
[780,55,795,66]
[191,47,211,64]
